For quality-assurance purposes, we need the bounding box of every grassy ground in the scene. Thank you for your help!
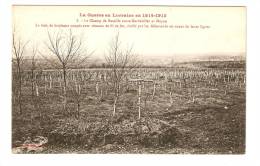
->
[12,68,245,154]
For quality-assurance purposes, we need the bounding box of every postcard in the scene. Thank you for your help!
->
[12,5,246,154]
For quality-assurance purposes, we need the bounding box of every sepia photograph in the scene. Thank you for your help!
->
[11,5,246,154]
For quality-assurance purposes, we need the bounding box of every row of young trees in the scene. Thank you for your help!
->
[12,28,139,117]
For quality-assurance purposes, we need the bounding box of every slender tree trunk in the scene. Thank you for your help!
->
[49,75,52,89]
[75,81,81,119]
[44,75,47,95]
[77,102,80,119]
[113,96,118,117]
[170,91,173,105]
[100,88,103,101]
[152,83,156,100]
[62,66,67,112]
[96,82,99,94]
[31,69,34,98]
[113,83,119,117]
[138,81,141,119]
[35,83,39,97]
[17,63,22,115]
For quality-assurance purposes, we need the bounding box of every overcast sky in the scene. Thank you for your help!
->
[13,6,246,59]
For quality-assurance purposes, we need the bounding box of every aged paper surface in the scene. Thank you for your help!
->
[12,5,245,154]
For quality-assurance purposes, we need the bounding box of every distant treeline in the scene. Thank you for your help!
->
[185,60,246,69]
[12,58,245,70]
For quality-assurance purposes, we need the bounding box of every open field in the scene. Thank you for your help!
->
[12,61,245,154]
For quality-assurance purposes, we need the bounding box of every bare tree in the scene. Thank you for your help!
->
[29,44,45,118]
[40,29,92,112]
[71,72,93,119]
[105,32,139,117]
[12,29,29,114]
